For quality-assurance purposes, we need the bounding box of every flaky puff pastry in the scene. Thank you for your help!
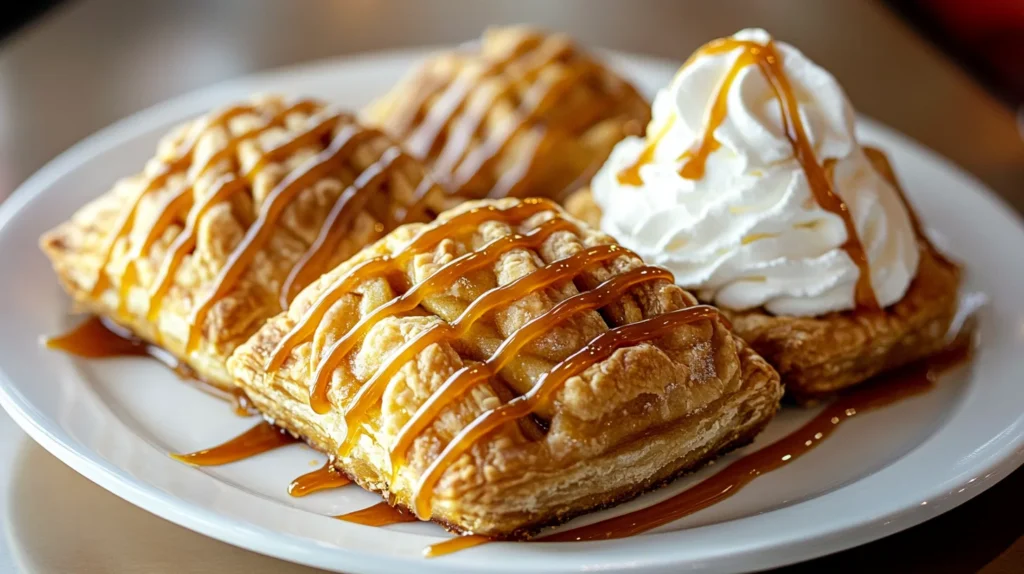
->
[41,95,452,389]
[363,26,651,202]
[228,198,782,538]
[566,148,962,400]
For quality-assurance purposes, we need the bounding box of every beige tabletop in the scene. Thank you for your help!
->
[0,0,1022,572]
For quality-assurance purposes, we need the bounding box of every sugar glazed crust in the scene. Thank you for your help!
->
[228,198,782,538]
[363,26,651,202]
[41,95,451,389]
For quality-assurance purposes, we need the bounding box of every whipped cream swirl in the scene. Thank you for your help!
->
[592,28,920,317]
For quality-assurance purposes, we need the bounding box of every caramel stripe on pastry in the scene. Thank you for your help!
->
[108,98,329,320]
[108,100,327,307]
[412,304,721,517]
[361,243,632,467]
[279,146,411,309]
[394,31,619,199]
[388,263,672,475]
[307,215,580,415]
[264,198,561,372]
[88,95,438,356]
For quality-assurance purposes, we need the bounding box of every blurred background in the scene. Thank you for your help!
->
[0,1,1021,572]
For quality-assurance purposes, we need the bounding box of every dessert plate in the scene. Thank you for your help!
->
[0,49,1021,574]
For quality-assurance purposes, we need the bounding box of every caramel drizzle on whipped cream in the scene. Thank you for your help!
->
[86,98,439,352]
[264,198,724,518]
[390,31,623,200]
[617,38,879,311]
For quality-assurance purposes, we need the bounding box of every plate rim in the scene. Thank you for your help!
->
[0,47,1022,574]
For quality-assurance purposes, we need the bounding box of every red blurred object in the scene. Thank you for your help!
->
[889,0,1024,105]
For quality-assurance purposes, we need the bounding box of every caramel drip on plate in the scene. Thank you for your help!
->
[334,502,418,526]
[288,462,351,497]
[544,339,971,541]
[308,216,580,415]
[45,316,253,416]
[170,421,296,466]
[617,39,879,310]
[423,535,491,558]
[412,304,721,517]
[339,243,633,459]
[185,124,380,352]
[264,198,559,372]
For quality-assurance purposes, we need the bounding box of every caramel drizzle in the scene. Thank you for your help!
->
[118,100,324,317]
[423,535,491,558]
[104,99,331,320]
[617,39,879,310]
[170,421,296,466]
[412,304,720,517]
[388,263,672,475]
[91,94,429,354]
[334,502,418,526]
[340,243,633,460]
[89,103,261,298]
[400,32,604,198]
[264,198,560,373]
[277,146,409,309]
[307,215,580,415]
[288,462,351,497]
[184,123,386,353]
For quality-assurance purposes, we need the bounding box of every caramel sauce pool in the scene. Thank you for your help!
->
[171,421,296,466]
[45,316,255,416]
[335,502,418,526]
[288,462,351,497]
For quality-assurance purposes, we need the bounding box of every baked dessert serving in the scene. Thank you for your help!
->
[228,197,782,538]
[41,95,450,390]
[568,29,961,399]
[363,26,651,202]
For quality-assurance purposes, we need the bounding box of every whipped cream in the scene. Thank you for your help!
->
[592,28,920,317]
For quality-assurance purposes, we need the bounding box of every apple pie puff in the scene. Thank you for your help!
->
[363,26,651,202]
[227,197,782,538]
[41,95,452,390]
[566,149,961,400]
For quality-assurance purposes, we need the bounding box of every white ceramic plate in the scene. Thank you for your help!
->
[0,48,1022,574]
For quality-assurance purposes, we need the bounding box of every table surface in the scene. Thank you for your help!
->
[0,1,1022,572]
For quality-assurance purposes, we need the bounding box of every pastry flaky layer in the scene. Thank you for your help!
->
[40,95,452,389]
[227,197,782,538]
[565,149,962,399]
[362,26,651,203]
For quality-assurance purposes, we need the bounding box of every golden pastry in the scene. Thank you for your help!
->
[569,29,961,400]
[227,197,782,538]
[41,95,451,390]
[363,26,650,202]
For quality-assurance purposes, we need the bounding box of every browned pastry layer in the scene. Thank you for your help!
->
[564,151,962,400]
[228,198,782,538]
[363,26,650,202]
[41,95,451,389]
